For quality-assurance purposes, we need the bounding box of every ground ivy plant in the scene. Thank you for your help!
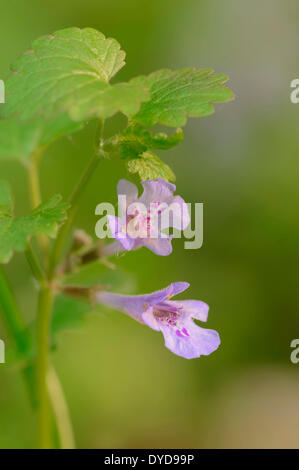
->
[0,27,233,449]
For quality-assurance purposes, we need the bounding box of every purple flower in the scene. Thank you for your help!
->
[106,178,189,256]
[94,282,220,359]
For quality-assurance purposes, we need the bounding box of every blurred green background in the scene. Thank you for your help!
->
[1,0,299,449]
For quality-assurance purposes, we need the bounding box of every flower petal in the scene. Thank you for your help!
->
[107,215,135,251]
[102,240,125,256]
[94,283,185,321]
[172,300,209,322]
[171,196,190,230]
[160,320,220,359]
[141,307,160,331]
[139,179,175,207]
[156,178,176,192]
[117,179,138,213]
[169,282,190,297]
[117,179,138,201]
[142,237,173,256]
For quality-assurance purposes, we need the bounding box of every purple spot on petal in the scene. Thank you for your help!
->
[176,330,184,338]
[182,328,189,336]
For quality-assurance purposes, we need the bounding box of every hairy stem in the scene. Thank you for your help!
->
[36,281,53,449]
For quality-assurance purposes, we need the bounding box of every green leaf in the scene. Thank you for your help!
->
[68,80,149,122]
[131,68,234,127]
[117,124,184,158]
[126,150,175,182]
[102,125,183,180]
[1,27,149,124]
[129,126,184,150]
[0,185,69,263]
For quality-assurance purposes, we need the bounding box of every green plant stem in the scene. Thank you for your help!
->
[25,147,75,448]
[25,243,46,283]
[36,281,53,449]
[28,158,42,209]
[26,152,53,446]
[27,151,49,257]
[25,246,74,448]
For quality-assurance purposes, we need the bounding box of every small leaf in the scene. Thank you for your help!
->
[1,27,149,124]
[126,150,175,182]
[0,186,69,263]
[118,124,183,158]
[118,138,146,160]
[131,68,234,127]
[132,126,184,150]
